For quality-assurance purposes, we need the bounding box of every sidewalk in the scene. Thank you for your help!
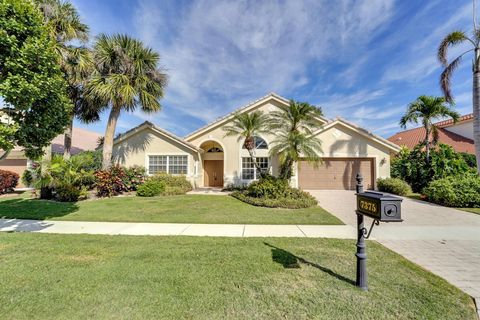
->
[0,218,357,238]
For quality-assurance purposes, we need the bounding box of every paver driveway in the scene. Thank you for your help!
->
[309,190,480,310]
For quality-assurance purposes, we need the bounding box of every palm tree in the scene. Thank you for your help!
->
[268,100,324,180]
[37,0,94,159]
[438,0,480,172]
[400,96,460,161]
[223,111,270,174]
[87,34,168,169]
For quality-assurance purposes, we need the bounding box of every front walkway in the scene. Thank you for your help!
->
[0,218,356,238]
[309,190,480,314]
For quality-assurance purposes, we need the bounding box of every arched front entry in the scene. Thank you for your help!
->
[200,140,224,187]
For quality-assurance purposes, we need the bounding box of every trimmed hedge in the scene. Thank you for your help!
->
[0,169,19,194]
[149,172,192,195]
[232,190,317,209]
[423,175,480,208]
[377,178,412,196]
[137,180,165,197]
[231,175,317,209]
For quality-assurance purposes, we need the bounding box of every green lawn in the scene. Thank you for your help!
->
[458,207,480,215]
[0,192,342,225]
[0,233,475,319]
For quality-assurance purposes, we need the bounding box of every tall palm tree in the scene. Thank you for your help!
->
[223,111,270,174]
[87,34,168,169]
[400,96,460,161]
[37,0,94,159]
[268,100,323,180]
[438,0,480,172]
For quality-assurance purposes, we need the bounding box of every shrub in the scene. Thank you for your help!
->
[423,175,480,207]
[391,144,472,192]
[232,189,317,209]
[55,184,81,202]
[232,175,318,209]
[377,178,412,196]
[137,180,165,197]
[460,152,477,168]
[21,169,33,187]
[0,170,19,194]
[70,151,102,172]
[94,165,128,197]
[149,172,192,195]
[123,166,146,191]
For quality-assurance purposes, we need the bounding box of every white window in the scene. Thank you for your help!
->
[242,157,269,180]
[148,155,188,175]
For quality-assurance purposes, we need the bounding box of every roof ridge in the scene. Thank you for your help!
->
[184,92,289,140]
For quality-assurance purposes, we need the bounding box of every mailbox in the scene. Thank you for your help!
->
[356,191,402,222]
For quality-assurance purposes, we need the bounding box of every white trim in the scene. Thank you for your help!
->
[311,119,401,152]
[145,153,190,176]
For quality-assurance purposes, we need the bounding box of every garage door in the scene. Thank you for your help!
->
[298,158,374,190]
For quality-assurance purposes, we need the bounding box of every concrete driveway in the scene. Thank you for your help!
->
[309,190,480,310]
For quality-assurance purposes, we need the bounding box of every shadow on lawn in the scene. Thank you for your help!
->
[0,198,79,220]
[264,242,355,286]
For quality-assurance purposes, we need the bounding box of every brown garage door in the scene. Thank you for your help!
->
[298,158,374,190]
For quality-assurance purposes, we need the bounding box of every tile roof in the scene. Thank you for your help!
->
[387,126,475,154]
[435,113,473,128]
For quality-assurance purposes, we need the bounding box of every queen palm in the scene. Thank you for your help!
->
[268,100,323,180]
[87,34,167,169]
[37,0,94,159]
[223,111,270,174]
[400,96,459,161]
[438,1,480,172]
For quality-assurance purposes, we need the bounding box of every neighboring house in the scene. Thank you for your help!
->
[0,127,101,187]
[387,113,475,154]
[112,93,400,190]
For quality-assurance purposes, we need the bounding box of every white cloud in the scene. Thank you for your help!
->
[134,0,395,124]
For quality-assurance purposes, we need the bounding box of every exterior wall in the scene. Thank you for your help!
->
[443,120,473,140]
[187,100,289,187]
[112,128,201,188]
[0,159,28,187]
[291,124,392,189]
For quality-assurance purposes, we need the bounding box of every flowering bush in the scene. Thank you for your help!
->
[94,165,128,197]
[0,170,19,194]
[123,166,146,191]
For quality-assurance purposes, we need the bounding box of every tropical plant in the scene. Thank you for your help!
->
[438,1,480,173]
[37,0,100,159]
[0,0,70,160]
[223,111,270,174]
[391,144,474,192]
[268,100,324,180]
[399,96,459,161]
[86,34,168,169]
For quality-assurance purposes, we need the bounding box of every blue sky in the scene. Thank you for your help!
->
[71,0,476,138]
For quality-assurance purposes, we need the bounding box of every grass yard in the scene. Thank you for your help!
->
[0,192,342,225]
[0,233,475,319]
[458,207,480,215]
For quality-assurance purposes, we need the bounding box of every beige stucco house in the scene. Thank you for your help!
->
[112,93,401,190]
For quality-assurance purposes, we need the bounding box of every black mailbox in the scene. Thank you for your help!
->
[356,191,402,222]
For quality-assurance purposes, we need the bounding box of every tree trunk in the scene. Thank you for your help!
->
[102,106,121,170]
[279,157,293,180]
[473,64,480,173]
[425,126,430,163]
[63,117,73,160]
[247,147,264,177]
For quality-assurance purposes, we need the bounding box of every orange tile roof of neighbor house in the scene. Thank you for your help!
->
[387,114,475,154]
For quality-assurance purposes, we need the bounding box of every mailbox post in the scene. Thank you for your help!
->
[355,173,403,291]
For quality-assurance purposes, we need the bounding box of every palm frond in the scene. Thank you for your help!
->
[440,55,463,103]
[437,31,470,66]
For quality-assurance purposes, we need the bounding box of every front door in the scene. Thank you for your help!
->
[204,160,224,187]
